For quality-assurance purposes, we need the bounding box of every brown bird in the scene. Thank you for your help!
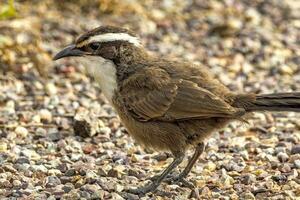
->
[53,26,300,195]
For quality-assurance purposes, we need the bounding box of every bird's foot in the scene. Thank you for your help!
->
[165,175,194,189]
[126,181,159,195]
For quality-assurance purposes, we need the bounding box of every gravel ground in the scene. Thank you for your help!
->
[0,0,299,199]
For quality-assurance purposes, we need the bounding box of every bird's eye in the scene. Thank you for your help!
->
[89,43,101,51]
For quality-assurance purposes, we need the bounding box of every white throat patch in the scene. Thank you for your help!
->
[78,33,141,47]
[77,56,118,102]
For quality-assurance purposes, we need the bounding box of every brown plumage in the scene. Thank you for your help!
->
[53,26,300,195]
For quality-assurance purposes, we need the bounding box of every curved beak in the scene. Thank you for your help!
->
[53,44,85,60]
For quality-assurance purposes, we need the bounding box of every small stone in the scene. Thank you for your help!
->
[241,192,255,200]
[291,145,300,154]
[14,126,29,138]
[57,163,68,173]
[70,153,81,161]
[277,152,289,162]
[21,149,41,160]
[0,143,7,152]
[60,176,72,184]
[279,163,291,173]
[294,160,300,169]
[204,161,217,171]
[108,167,124,179]
[74,178,85,188]
[15,157,30,164]
[79,190,91,199]
[44,176,61,188]
[48,132,62,142]
[62,183,74,193]
[240,174,256,185]
[272,175,287,184]
[65,169,76,176]
[114,184,124,192]
[152,153,168,161]
[31,165,48,173]
[48,169,62,176]
[39,109,52,122]
[0,178,11,188]
[90,189,106,199]
[98,168,107,177]
[62,189,80,199]
[111,192,124,200]
[12,180,22,187]
[82,144,95,154]
[47,195,56,200]
[45,82,57,95]
[279,65,294,75]
[102,142,115,149]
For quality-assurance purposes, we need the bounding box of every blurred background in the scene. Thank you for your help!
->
[0,0,299,199]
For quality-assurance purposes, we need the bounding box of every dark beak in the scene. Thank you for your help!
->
[53,44,85,60]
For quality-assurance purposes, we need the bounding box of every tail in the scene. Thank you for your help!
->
[232,92,300,112]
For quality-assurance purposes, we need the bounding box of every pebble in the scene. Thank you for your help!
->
[279,163,292,173]
[272,174,287,184]
[45,82,57,95]
[14,126,29,138]
[62,183,74,193]
[277,152,289,162]
[21,149,41,160]
[44,176,61,188]
[12,180,22,187]
[15,157,30,164]
[240,174,256,185]
[241,192,256,200]
[294,160,300,169]
[0,143,7,152]
[111,192,124,200]
[291,145,300,154]
[39,109,52,122]
[31,165,48,173]
[65,169,76,176]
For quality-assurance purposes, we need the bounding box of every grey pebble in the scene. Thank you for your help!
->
[65,168,76,176]
[240,174,256,185]
[272,174,287,184]
[60,176,72,184]
[294,160,300,169]
[44,176,61,188]
[291,145,300,154]
[15,156,30,164]
[79,190,91,199]
[62,183,74,193]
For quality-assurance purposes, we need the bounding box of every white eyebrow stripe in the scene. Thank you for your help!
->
[80,33,141,47]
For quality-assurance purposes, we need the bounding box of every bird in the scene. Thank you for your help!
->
[53,25,300,195]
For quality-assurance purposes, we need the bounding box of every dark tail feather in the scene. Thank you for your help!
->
[233,92,300,112]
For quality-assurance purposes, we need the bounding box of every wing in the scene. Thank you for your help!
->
[120,67,242,122]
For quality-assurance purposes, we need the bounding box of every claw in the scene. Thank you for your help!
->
[165,175,195,189]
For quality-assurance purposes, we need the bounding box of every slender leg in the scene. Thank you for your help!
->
[127,152,184,195]
[167,142,205,186]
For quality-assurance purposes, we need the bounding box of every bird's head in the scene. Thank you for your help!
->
[53,25,142,62]
[53,26,145,101]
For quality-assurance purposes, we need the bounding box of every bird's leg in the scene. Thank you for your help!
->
[127,152,184,195]
[166,142,205,188]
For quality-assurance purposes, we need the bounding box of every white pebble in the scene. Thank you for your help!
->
[14,126,29,138]
[39,109,52,122]
[13,180,22,187]
[45,82,57,95]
